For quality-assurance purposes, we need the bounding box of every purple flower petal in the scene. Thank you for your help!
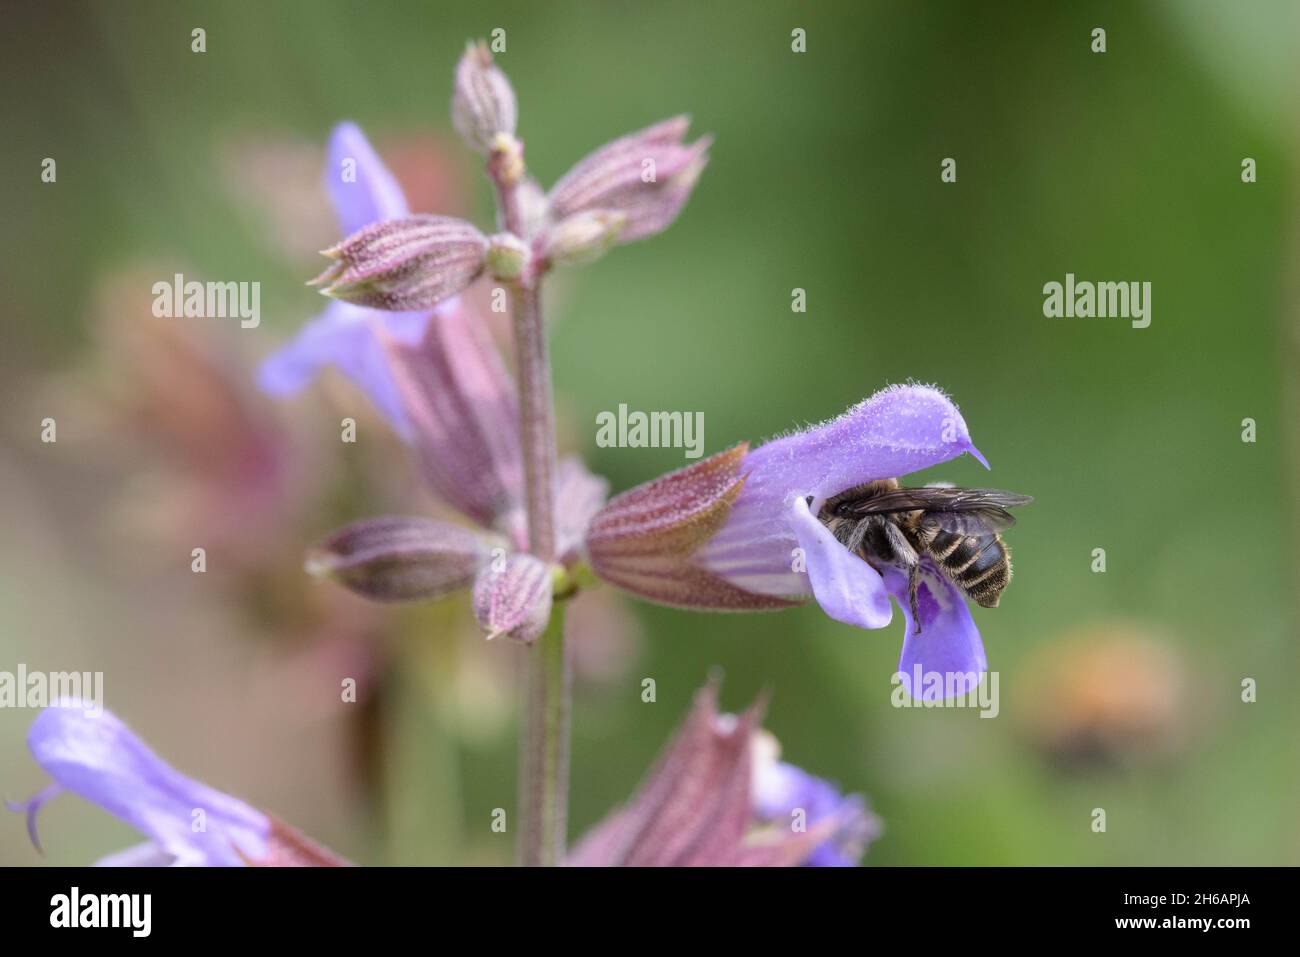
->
[752,759,881,867]
[16,702,269,866]
[5,782,61,853]
[257,300,431,438]
[325,121,408,236]
[788,496,892,629]
[886,564,988,700]
[93,842,177,867]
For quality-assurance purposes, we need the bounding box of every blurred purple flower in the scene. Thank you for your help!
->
[7,702,344,866]
[752,745,881,867]
[588,384,992,698]
[567,682,874,866]
[258,122,444,439]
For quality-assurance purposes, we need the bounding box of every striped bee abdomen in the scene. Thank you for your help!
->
[931,531,1011,608]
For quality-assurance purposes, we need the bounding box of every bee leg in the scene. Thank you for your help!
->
[879,520,923,635]
[907,565,922,635]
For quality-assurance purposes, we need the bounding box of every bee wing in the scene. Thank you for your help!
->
[922,506,1018,535]
[840,487,1032,533]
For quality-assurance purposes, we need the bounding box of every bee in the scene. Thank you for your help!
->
[818,479,1032,632]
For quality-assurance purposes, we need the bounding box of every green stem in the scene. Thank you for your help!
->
[519,604,570,866]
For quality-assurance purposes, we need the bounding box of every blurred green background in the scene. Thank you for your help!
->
[1,0,1296,865]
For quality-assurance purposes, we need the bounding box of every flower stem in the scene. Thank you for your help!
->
[510,283,557,564]
[495,165,568,861]
[514,283,568,865]
[511,280,566,865]
[520,602,570,866]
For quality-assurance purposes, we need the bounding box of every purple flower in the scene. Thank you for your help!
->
[258,122,443,439]
[587,384,993,698]
[7,701,344,866]
[567,682,876,867]
[751,743,881,867]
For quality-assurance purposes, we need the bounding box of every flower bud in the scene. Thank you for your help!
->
[547,116,710,244]
[307,516,491,602]
[452,41,518,155]
[312,215,488,311]
[472,553,553,643]
[543,210,626,267]
[486,232,530,280]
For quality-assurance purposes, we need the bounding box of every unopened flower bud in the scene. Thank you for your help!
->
[307,516,491,603]
[472,553,553,643]
[547,116,710,244]
[486,232,530,281]
[451,41,518,155]
[312,215,488,311]
[543,210,626,267]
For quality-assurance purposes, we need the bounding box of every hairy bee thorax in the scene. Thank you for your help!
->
[819,478,900,518]
[817,478,907,566]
